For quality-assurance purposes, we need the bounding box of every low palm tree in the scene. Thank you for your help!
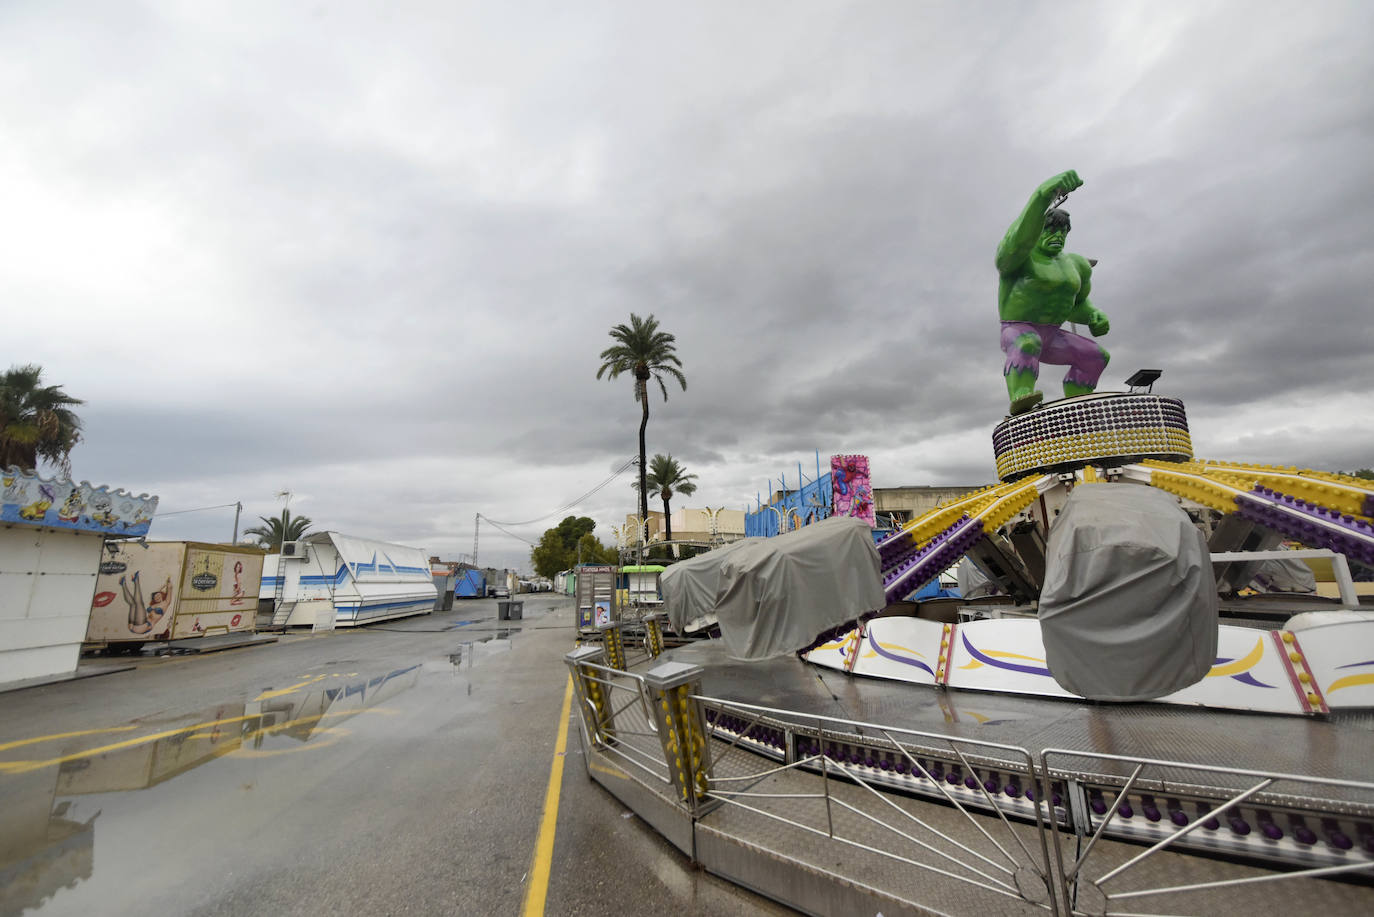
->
[244,509,313,549]
[596,314,686,522]
[0,364,84,476]
[635,453,698,544]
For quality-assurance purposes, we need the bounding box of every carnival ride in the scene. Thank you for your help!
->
[574,174,1374,913]
[686,388,1374,880]
[798,391,1373,717]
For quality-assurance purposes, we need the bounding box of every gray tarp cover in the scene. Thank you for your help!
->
[660,537,754,633]
[1251,557,1317,594]
[661,516,885,660]
[1039,484,1218,701]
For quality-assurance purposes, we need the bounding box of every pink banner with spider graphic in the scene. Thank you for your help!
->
[830,454,874,527]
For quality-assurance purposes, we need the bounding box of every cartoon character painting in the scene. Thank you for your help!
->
[19,484,56,521]
[87,492,118,528]
[57,486,84,523]
[122,572,174,636]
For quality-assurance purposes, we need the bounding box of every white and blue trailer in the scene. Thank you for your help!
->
[258,532,436,628]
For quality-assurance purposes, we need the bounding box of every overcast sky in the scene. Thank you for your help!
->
[3,1,1371,570]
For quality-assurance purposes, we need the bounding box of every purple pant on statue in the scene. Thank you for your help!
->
[1000,321,1108,388]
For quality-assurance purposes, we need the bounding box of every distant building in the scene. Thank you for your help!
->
[622,507,746,546]
[874,485,982,527]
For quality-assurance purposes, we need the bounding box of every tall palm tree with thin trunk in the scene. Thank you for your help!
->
[243,509,313,550]
[596,314,687,525]
[0,364,84,476]
[635,453,697,544]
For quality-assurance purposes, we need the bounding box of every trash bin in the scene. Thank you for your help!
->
[509,601,523,621]
[498,600,512,621]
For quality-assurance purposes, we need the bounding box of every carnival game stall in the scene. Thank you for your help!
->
[0,466,158,685]
[266,532,436,628]
[85,541,265,647]
[620,564,666,606]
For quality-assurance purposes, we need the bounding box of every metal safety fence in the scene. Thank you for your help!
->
[564,647,1374,917]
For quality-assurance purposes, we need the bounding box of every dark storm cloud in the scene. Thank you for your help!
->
[5,1,1372,565]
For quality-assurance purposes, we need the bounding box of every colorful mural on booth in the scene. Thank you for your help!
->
[1,466,157,536]
[830,454,874,527]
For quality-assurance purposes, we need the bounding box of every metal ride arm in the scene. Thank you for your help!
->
[879,475,1054,605]
[1124,461,1374,571]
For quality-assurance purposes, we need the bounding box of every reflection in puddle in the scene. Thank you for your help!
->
[447,631,516,671]
[0,665,421,914]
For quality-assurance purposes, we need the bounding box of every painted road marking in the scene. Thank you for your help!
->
[0,725,139,753]
[255,673,330,701]
[521,675,573,917]
[0,707,398,774]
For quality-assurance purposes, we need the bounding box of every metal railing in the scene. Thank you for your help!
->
[567,654,670,788]
[1042,748,1374,916]
[698,695,1060,911]
[564,651,1374,916]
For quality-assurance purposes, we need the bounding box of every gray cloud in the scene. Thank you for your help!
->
[4,1,1371,570]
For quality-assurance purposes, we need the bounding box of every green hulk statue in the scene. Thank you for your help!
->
[996,170,1110,415]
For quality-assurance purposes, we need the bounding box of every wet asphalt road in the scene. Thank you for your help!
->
[0,595,792,917]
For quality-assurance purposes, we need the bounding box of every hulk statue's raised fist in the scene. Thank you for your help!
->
[1038,170,1084,199]
[995,171,1110,415]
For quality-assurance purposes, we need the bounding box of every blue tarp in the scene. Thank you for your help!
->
[907,578,960,601]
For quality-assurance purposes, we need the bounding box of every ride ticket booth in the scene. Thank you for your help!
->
[574,563,618,638]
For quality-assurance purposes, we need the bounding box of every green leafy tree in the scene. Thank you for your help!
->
[576,532,618,565]
[244,509,313,549]
[553,516,598,552]
[633,453,698,543]
[596,314,687,524]
[529,516,601,578]
[0,364,84,476]
[530,530,567,579]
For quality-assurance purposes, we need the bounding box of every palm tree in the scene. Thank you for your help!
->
[243,509,313,549]
[596,314,687,522]
[0,364,84,476]
[635,453,698,544]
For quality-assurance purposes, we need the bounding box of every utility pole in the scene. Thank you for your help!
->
[232,501,242,544]
[473,513,480,567]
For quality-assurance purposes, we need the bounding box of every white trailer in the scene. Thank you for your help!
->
[262,532,436,628]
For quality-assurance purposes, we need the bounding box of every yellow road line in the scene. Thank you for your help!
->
[255,674,329,701]
[521,675,573,917]
[0,714,260,775]
[0,725,140,753]
[0,707,397,775]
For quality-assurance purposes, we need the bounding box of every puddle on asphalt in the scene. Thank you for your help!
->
[0,664,425,914]
[446,631,515,671]
[0,614,539,912]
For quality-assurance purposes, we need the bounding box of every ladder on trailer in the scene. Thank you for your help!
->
[270,544,301,627]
